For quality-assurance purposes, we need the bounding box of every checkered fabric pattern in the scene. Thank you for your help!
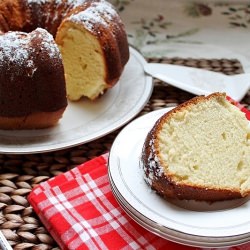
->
[226,96,250,120]
[28,153,197,250]
[28,99,250,250]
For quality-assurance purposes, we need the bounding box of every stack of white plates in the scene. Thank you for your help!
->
[108,108,250,248]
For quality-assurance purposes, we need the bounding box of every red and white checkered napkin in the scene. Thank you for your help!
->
[226,96,250,120]
[28,153,197,250]
[28,100,250,250]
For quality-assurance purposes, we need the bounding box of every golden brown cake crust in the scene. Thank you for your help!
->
[141,93,244,201]
[0,108,66,130]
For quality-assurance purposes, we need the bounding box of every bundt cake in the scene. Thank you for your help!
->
[0,0,129,101]
[0,28,67,129]
[141,93,250,201]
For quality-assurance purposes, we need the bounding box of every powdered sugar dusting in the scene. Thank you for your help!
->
[66,0,89,8]
[27,0,51,4]
[68,0,116,31]
[26,0,90,7]
[0,32,34,69]
[0,28,60,77]
[35,28,61,59]
[142,138,165,186]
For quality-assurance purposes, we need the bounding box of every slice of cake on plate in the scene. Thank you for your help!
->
[141,92,250,201]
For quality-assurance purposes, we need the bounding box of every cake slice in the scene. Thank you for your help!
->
[141,93,250,201]
[55,0,129,101]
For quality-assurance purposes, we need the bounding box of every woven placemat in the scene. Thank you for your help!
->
[0,58,248,249]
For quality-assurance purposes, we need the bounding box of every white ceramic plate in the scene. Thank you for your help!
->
[110,179,250,248]
[0,47,153,154]
[108,108,250,248]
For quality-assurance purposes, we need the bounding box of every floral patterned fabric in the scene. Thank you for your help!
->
[109,0,250,71]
